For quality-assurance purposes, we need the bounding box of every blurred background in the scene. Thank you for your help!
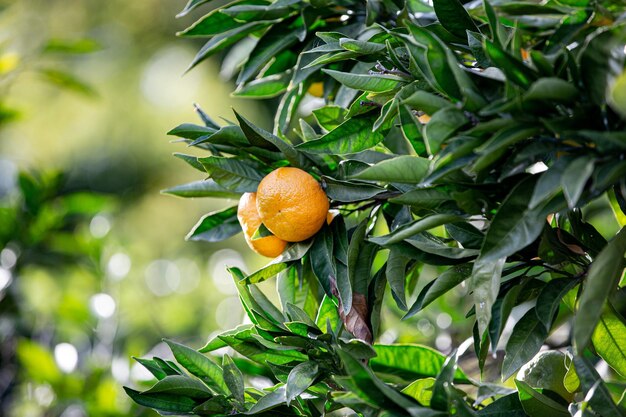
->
[1,0,622,416]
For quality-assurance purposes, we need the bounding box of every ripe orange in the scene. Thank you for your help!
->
[237,192,287,258]
[307,82,324,98]
[256,167,329,242]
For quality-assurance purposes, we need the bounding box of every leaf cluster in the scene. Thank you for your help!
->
[132,0,626,415]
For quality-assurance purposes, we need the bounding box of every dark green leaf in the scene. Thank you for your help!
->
[162,180,242,199]
[574,227,626,353]
[535,278,578,330]
[502,309,548,380]
[222,355,245,404]
[124,387,199,414]
[471,257,506,337]
[286,361,319,405]
[322,177,387,202]
[562,156,594,209]
[186,206,241,242]
[352,155,430,184]
[432,0,478,39]
[404,264,472,318]
[297,115,385,154]
[164,339,228,395]
[199,156,264,192]
[145,375,212,399]
[514,380,569,417]
[371,344,468,383]
[323,69,404,93]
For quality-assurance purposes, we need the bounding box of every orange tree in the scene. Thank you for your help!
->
[126,0,626,415]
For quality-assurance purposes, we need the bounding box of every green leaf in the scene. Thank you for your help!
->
[470,125,540,174]
[339,38,386,54]
[187,21,271,71]
[390,187,452,209]
[296,115,386,154]
[422,108,468,155]
[535,278,579,330]
[477,393,526,416]
[562,156,594,209]
[386,249,410,310]
[124,387,199,414]
[323,69,404,93]
[404,264,472,318]
[286,361,319,405]
[502,309,548,380]
[402,90,453,115]
[199,156,264,192]
[43,38,101,54]
[592,307,626,378]
[514,380,569,417]
[430,350,460,410]
[168,123,215,139]
[250,222,273,240]
[145,375,212,399]
[233,71,291,98]
[432,0,478,39]
[222,355,245,404]
[580,29,625,107]
[370,344,468,383]
[133,358,168,381]
[186,206,241,242]
[322,177,387,203]
[246,386,287,414]
[401,378,435,407]
[38,69,97,97]
[574,227,626,353]
[174,153,205,172]
[315,295,340,333]
[471,256,506,337]
[609,70,626,118]
[524,77,578,103]
[310,227,337,298]
[352,155,430,184]
[244,242,313,284]
[484,40,537,88]
[177,0,216,17]
[313,105,347,131]
[572,356,624,417]
[164,339,228,395]
[233,110,303,168]
[480,177,551,262]
[370,214,462,246]
[162,179,242,199]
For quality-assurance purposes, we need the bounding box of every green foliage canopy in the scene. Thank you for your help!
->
[128,0,626,415]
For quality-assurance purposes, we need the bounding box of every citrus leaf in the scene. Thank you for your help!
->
[352,155,430,183]
[222,355,245,404]
[296,115,385,154]
[323,69,404,93]
[286,361,319,405]
[574,227,626,353]
[164,339,228,395]
[186,206,241,242]
[502,309,548,381]
[592,306,626,378]
[162,180,242,199]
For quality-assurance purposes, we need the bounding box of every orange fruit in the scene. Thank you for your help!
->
[256,167,329,242]
[307,82,324,98]
[237,192,287,258]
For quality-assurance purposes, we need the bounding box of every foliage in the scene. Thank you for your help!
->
[129,0,626,416]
